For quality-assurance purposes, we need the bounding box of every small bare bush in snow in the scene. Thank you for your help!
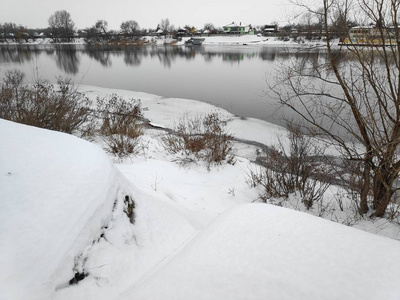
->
[96,94,144,159]
[0,69,94,136]
[249,125,330,210]
[162,113,235,168]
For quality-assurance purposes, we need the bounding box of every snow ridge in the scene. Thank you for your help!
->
[0,119,134,299]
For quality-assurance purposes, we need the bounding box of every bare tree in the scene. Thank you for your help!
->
[298,11,320,40]
[160,18,174,34]
[272,0,400,217]
[330,0,354,39]
[48,10,75,42]
[84,20,108,44]
[1,22,18,36]
[203,23,216,33]
[95,20,108,35]
[120,20,140,35]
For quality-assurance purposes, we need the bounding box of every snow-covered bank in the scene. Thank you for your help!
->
[78,85,338,159]
[0,119,134,299]
[0,38,86,45]
[0,35,336,47]
[1,85,400,300]
[124,204,400,300]
[197,35,334,47]
[78,85,285,151]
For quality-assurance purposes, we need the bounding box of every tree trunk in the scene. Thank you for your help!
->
[374,188,392,217]
[359,162,370,214]
[373,171,393,217]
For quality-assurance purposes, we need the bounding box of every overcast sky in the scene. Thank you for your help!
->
[1,0,293,31]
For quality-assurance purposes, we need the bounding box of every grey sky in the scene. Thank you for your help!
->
[1,0,291,31]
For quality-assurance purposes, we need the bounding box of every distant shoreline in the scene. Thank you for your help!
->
[0,35,338,47]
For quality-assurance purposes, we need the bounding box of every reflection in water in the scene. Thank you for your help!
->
[0,44,342,73]
[223,53,245,62]
[151,46,175,68]
[124,50,142,66]
[85,46,112,67]
[0,44,346,127]
[148,45,198,68]
[54,45,80,75]
[0,45,37,64]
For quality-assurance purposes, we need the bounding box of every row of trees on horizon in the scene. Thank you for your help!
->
[0,8,378,42]
[1,12,246,40]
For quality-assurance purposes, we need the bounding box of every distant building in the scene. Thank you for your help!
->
[290,28,299,38]
[263,24,278,35]
[176,28,188,36]
[223,22,254,35]
[344,25,398,45]
[148,25,165,36]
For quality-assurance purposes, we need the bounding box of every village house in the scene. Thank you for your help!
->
[263,24,278,36]
[223,22,254,35]
[175,28,188,36]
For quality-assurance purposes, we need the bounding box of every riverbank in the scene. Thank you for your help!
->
[1,84,400,299]
[0,34,338,47]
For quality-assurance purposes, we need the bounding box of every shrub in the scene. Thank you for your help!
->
[0,69,94,136]
[0,70,146,160]
[249,124,330,209]
[162,113,235,168]
[96,94,144,159]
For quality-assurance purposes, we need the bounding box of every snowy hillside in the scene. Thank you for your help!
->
[125,204,400,300]
[1,87,400,300]
[0,119,134,299]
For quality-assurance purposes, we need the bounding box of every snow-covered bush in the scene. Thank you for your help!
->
[162,112,235,168]
[0,69,94,136]
[96,94,144,159]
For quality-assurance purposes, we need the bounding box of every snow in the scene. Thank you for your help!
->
[78,85,285,149]
[0,35,336,47]
[123,204,400,300]
[0,119,133,299]
[1,86,400,300]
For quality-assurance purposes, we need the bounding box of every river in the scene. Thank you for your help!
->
[0,44,330,127]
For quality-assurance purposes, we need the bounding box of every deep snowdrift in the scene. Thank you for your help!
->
[0,119,132,299]
[124,203,400,300]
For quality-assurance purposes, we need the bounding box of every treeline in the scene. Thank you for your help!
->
[0,9,366,43]
[0,12,226,43]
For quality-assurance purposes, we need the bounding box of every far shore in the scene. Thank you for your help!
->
[0,34,338,47]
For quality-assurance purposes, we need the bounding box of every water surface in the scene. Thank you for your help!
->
[0,44,329,126]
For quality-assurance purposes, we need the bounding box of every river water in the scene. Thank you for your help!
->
[0,44,329,127]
